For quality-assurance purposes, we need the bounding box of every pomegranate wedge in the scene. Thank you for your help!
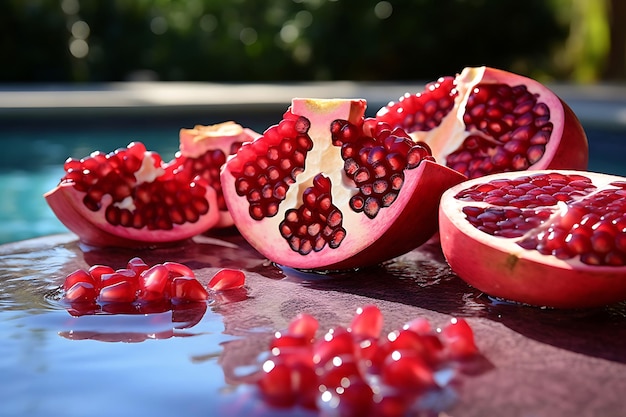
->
[377,66,588,178]
[174,121,260,228]
[221,98,466,271]
[45,141,219,247]
[439,170,626,308]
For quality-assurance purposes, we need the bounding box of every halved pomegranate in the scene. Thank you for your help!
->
[45,141,219,247]
[174,121,260,227]
[439,170,626,308]
[220,98,467,270]
[377,66,588,178]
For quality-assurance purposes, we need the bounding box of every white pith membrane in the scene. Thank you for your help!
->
[222,98,464,269]
[45,149,219,246]
[404,66,566,171]
[443,170,625,269]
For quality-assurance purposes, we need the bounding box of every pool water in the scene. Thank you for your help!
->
[0,124,623,245]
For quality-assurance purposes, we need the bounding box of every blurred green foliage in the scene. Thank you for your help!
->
[0,0,616,83]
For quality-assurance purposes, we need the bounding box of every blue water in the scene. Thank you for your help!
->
[0,124,624,245]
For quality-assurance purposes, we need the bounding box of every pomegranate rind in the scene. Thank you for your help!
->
[178,121,261,228]
[221,98,466,271]
[439,170,626,308]
[45,181,220,248]
[379,66,588,176]
[179,121,260,159]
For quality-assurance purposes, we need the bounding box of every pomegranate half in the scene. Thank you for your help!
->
[439,170,626,308]
[45,141,220,247]
[221,98,467,271]
[175,121,260,227]
[377,66,588,178]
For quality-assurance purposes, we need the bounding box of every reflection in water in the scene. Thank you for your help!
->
[58,303,209,343]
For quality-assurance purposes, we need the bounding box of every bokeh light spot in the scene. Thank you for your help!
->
[374,1,393,19]
[69,39,89,58]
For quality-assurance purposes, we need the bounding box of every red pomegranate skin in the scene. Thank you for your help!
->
[220,98,467,271]
[377,66,588,178]
[439,170,626,308]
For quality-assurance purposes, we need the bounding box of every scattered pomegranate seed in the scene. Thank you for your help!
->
[251,306,482,415]
[207,268,246,291]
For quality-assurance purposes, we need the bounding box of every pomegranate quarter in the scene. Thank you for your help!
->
[221,98,466,271]
[439,170,626,308]
[175,121,260,228]
[45,141,220,247]
[377,66,589,178]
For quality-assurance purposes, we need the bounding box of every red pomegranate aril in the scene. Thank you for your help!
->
[65,281,98,303]
[127,257,149,275]
[385,329,439,364]
[100,269,138,291]
[162,261,195,278]
[287,313,319,342]
[317,355,363,390]
[87,265,115,287]
[313,327,356,367]
[348,304,384,340]
[319,376,374,417]
[137,264,171,302]
[207,268,246,291]
[98,280,137,304]
[381,350,435,389]
[63,269,95,292]
[440,318,478,359]
[270,331,310,351]
[257,359,298,407]
[170,276,208,303]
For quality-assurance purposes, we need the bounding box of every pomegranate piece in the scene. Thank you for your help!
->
[221,98,466,271]
[348,304,384,340]
[45,141,220,248]
[251,306,481,415]
[170,276,209,303]
[207,268,246,291]
[65,281,98,303]
[287,313,319,342]
[174,121,260,227]
[60,257,209,313]
[439,170,626,308]
[377,66,588,179]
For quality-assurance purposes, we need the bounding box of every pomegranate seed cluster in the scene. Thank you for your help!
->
[331,119,433,219]
[377,76,457,132]
[279,174,347,255]
[520,183,626,265]
[456,172,596,208]
[61,257,245,315]
[62,142,210,230]
[252,305,479,416]
[173,147,230,210]
[448,83,554,178]
[232,115,313,220]
[457,172,626,266]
